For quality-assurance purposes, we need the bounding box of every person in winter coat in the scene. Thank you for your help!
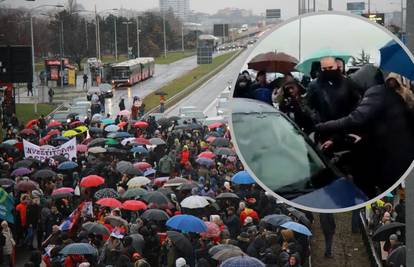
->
[319,213,335,258]
[180,146,190,167]
[119,98,126,111]
[223,207,240,238]
[1,221,15,267]
[316,67,414,197]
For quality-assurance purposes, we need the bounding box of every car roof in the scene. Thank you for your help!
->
[229,98,278,114]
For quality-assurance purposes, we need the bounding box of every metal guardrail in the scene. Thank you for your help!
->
[359,211,383,267]
[143,49,244,118]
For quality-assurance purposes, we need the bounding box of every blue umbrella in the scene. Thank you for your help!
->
[107,132,132,139]
[231,171,255,185]
[221,255,265,267]
[166,214,207,233]
[57,161,78,171]
[196,157,215,167]
[0,188,14,223]
[144,168,156,177]
[281,221,312,236]
[380,39,414,80]
[261,214,292,227]
[60,243,98,255]
[104,124,119,132]
[102,118,115,125]
[130,146,148,154]
[53,136,70,142]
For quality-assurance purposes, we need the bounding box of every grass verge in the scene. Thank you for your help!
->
[143,51,237,111]
[155,51,195,64]
[16,103,56,124]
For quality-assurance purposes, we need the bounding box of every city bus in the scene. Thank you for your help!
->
[111,57,155,87]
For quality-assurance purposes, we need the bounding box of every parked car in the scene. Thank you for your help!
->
[178,106,197,117]
[86,83,114,101]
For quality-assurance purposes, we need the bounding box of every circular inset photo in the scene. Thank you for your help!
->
[230,11,414,212]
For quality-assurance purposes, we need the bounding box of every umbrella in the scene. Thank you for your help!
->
[91,114,104,122]
[198,151,215,159]
[177,181,200,191]
[15,180,38,192]
[96,198,122,208]
[262,214,292,227]
[13,160,33,169]
[231,171,255,185]
[53,136,70,142]
[158,187,174,196]
[77,144,88,153]
[209,244,240,256]
[118,110,131,116]
[70,121,84,128]
[121,200,148,211]
[380,39,414,80]
[196,157,215,167]
[60,243,98,255]
[208,122,224,130]
[281,221,312,236]
[57,161,78,171]
[372,222,405,241]
[47,120,62,128]
[11,167,31,177]
[212,248,245,261]
[205,132,221,138]
[121,137,136,146]
[248,51,298,73]
[201,221,221,238]
[214,147,236,156]
[149,138,166,146]
[75,125,88,133]
[52,187,74,195]
[88,147,107,154]
[105,124,120,132]
[94,188,120,199]
[155,90,168,96]
[166,214,207,233]
[125,167,142,177]
[216,192,240,200]
[134,137,150,145]
[82,222,110,235]
[134,162,152,171]
[0,188,14,223]
[88,138,108,147]
[221,256,265,267]
[3,139,18,146]
[181,195,209,209]
[47,129,61,136]
[134,121,149,128]
[129,233,145,253]
[118,121,128,128]
[105,138,119,145]
[296,48,352,75]
[130,146,148,155]
[211,137,229,147]
[20,129,36,136]
[63,130,79,137]
[157,117,172,127]
[141,191,171,208]
[127,176,151,188]
[387,245,406,267]
[0,178,15,187]
[164,177,189,187]
[166,231,193,256]
[116,161,133,174]
[25,119,39,129]
[122,188,148,199]
[32,169,56,179]
[141,209,170,221]
[144,168,156,177]
[107,132,132,139]
[80,175,105,188]
[102,118,115,125]
[286,208,311,228]
[89,127,104,133]
[104,215,128,227]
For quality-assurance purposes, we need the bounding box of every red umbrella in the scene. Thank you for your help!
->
[80,175,105,188]
[39,135,52,145]
[206,136,216,143]
[121,200,148,211]
[47,129,61,136]
[154,177,169,186]
[208,122,224,130]
[198,151,215,159]
[69,121,84,128]
[25,119,38,129]
[97,198,122,208]
[14,142,23,152]
[134,162,152,171]
[134,121,149,129]
[20,128,37,136]
[200,221,221,238]
[77,144,88,153]
[52,187,74,195]
[47,120,62,128]
[247,52,299,73]
[135,137,150,145]
[118,121,128,128]
[15,180,38,192]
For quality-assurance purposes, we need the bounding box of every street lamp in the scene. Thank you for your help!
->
[122,21,133,58]
[136,16,141,58]
[163,10,167,58]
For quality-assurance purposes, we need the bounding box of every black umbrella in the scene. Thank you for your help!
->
[105,147,127,154]
[372,222,405,241]
[262,214,292,227]
[155,90,168,96]
[166,231,193,256]
[205,132,221,138]
[141,209,170,221]
[82,222,111,235]
[52,155,67,163]
[157,187,174,196]
[88,138,108,147]
[214,147,236,156]
[157,118,172,127]
[211,137,229,147]
[89,127,104,134]
[212,247,245,261]
[142,192,171,208]
[177,181,199,191]
[216,192,240,200]
[94,188,120,199]
[387,245,405,267]
[287,208,311,228]
[116,161,133,174]
[0,178,15,187]
[125,167,142,177]
[32,169,57,179]
[122,188,148,199]
[13,159,33,169]
[130,233,145,253]
[209,244,240,256]
[104,215,128,227]
[168,116,181,122]
[60,243,98,255]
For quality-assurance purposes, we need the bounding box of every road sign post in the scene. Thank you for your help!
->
[266,9,281,19]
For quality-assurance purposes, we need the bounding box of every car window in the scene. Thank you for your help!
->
[232,111,339,198]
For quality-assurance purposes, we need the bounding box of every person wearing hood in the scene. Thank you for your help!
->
[315,67,414,197]
[119,98,126,111]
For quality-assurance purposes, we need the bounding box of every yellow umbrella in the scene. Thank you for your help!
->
[75,125,88,133]
[63,130,79,137]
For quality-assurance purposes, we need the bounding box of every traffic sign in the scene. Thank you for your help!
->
[213,24,229,37]
[266,9,281,19]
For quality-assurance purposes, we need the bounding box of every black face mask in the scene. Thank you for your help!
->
[320,69,342,83]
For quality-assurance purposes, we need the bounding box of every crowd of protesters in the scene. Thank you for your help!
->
[0,105,317,267]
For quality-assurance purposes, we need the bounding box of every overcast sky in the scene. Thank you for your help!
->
[4,0,404,19]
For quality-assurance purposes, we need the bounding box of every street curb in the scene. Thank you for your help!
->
[143,49,244,118]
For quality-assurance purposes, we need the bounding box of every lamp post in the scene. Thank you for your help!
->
[123,21,133,58]
[163,10,167,58]
[136,16,141,58]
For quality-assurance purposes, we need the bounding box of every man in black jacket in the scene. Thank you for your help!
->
[320,213,335,258]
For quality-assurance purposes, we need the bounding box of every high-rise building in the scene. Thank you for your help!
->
[159,0,190,21]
